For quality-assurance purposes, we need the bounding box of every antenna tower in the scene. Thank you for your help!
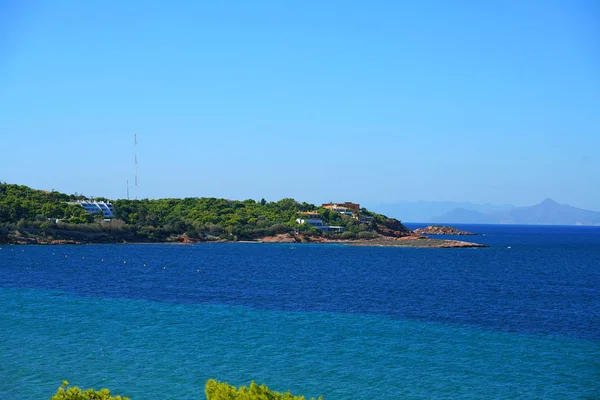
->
[134,133,138,200]
[126,180,130,200]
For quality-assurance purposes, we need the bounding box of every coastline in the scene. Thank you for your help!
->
[413,225,477,236]
[257,234,488,248]
[347,238,488,248]
[1,235,489,249]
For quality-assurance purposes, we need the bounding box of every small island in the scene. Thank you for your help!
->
[0,183,487,249]
[413,225,477,236]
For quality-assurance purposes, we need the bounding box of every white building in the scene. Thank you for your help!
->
[67,200,115,218]
[296,218,324,227]
[329,206,354,216]
[296,217,346,233]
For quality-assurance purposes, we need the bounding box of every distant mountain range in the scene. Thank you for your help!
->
[432,199,600,226]
[369,201,513,223]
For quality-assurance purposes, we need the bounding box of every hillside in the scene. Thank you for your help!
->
[0,182,412,244]
[432,199,600,226]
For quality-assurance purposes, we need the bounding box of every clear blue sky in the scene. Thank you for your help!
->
[1,0,599,210]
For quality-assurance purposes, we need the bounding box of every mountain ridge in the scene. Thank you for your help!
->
[369,201,513,223]
[432,199,600,226]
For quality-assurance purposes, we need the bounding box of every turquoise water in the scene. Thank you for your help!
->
[2,288,597,399]
[1,225,599,399]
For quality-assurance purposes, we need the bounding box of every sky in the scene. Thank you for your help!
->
[1,0,599,210]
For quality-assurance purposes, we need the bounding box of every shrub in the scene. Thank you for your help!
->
[270,223,292,234]
[307,227,322,236]
[39,221,56,232]
[51,381,130,400]
[50,379,321,400]
[358,231,378,239]
[340,231,356,240]
[205,379,322,400]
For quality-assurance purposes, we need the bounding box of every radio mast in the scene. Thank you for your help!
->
[134,133,139,200]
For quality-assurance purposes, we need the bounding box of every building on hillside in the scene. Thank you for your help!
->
[296,210,324,227]
[296,217,326,227]
[321,202,377,225]
[296,212,346,233]
[297,211,321,218]
[322,202,360,214]
[325,226,346,233]
[67,200,115,218]
[358,215,375,224]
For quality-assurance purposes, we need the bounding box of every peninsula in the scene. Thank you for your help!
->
[0,183,486,248]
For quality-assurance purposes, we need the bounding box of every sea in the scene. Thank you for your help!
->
[0,224,598,399]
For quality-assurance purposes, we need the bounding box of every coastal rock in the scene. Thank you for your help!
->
[395,235,425,240]
[377,218,413,237]
[413,225,476,236]
[438,239,487,248]
[352,237,488,248]
[172,235,202,243]
[6,235,80,245]
[261,233,299,243]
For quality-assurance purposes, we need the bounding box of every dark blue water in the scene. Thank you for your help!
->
[1,225,599,399]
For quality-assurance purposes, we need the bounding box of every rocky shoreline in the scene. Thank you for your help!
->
[349,237,488,248]
[258,233,488,248]
[1,231,488,249]
[413,225,477,236]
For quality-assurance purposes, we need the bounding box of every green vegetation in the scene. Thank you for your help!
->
[0,183,94,223]
[51,381,130,400]
[0,182,411,244]
[50,380,321,400]
[205,379,322,400]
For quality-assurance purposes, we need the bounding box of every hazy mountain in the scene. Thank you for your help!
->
[368,201,512,222]
[429,207,498,224]
[432,199,600,225]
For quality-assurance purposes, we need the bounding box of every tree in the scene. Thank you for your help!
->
[340,231,356,240]
[49,380,321,400]
[94,209,105,223]
[0,182,410,243]
[358,231,378,239]
[51,381,130,400]
[205,379,322,400]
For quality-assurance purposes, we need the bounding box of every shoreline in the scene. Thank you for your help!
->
[1,231,488,249]
[258,233,488,248]
[347,238,488,248]
[0,237,489,249]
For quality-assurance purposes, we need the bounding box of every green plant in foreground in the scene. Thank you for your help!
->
[205,379,322,400]
[51,379,322,400]
[50,381,130,400]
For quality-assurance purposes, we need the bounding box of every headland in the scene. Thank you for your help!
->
[0,183,487,248]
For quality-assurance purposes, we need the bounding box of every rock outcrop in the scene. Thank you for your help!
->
[376,218,414,237]
[260,234,299,243]
[413,226,476,236]
[352,237,487,248]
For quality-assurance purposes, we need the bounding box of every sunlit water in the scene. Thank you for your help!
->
[1,225,598,399]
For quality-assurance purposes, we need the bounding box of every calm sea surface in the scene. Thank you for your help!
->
[1,224,599,399]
